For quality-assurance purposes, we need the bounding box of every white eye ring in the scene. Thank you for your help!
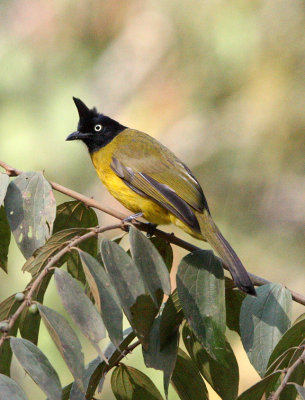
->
[94,124,102,132]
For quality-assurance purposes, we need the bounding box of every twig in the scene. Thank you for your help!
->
[0,223,122,348]
[269,347,305,400]
[113,339,141,366]
[1,160,305,306]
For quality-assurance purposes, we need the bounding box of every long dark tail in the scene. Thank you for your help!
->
[197,210,256,296]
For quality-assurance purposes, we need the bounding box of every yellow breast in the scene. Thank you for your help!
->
[90,140,172,225]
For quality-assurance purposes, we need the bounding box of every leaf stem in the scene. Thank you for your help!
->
[269,347,305,400]
[1,159,305,307]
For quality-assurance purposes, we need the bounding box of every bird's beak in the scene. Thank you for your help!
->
[66,131,80,141]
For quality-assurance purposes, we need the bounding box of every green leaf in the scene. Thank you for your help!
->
[60,384,73,400]
[129,226,171,306]
[101,239,157,349]
[10,337,61,400]
[0,174,10,205]
[70,328,135,400]
[22,228,88,275]
[225,286,246,335]
[278,347,305,399]
[0,294,21,376]
[78,250,123,347]
[53,201,98,284]
[240,283,292,377]
[111,364,163,400]
[183,323,239,400]
[160,290,184,350]
[267,313,305,372]
[149,236,173,272]
[176,250,226,360]
[0,374,28,400]
[236,372,281,400]
[38,304,85,391]
[4,172,56,259]
[289,383,305,399]
[143,316,179,399]
[19,274,52,345]
[54,269,106,355]
[0,206,10,273]
[171,348,208,400]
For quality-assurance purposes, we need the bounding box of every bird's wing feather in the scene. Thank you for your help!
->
[110,129,208,232]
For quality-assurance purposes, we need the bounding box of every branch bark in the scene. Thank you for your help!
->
[1,160,305,306]
[269,347,305,400]
[0,223,123,348]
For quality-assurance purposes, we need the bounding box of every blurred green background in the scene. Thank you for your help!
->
[1,0,304,399]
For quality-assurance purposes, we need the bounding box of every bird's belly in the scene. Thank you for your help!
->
[94,166,171,225]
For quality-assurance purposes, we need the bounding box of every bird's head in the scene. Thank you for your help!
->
[66,97,126,153]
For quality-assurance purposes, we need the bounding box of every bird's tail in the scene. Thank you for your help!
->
[197,210,256,296]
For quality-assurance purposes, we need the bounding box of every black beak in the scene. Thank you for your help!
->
[66,131,80,141]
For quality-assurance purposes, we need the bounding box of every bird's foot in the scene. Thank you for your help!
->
[146,223,157,238]
[123,212,143,223]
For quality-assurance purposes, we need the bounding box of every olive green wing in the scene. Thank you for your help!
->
[111,130,209,232]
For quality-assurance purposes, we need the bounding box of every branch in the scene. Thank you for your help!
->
[269,347,305,400]
[0,223,123,349]
[1,160,305,306]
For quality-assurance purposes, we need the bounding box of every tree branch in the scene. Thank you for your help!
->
[0,223,123,349]
[1,160,305,306]
[269,347,305,400]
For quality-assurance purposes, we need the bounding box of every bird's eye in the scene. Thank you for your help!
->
[94,124,102,132]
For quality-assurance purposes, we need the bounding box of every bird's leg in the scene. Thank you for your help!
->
[146,223,157,238]
[123,212,143,223]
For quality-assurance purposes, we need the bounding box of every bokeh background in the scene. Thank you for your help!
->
[1,0,304,399]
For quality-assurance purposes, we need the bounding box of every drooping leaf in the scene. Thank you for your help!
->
[38,304,85,391]
[54,269,106,356]
[0,206,10,273]
[111,364,163,400]
[149,236,173,272]
[176,250,226,360]
[10,337,61,400]
[70,328,135,400]
[236,372,281,400]
[22,228,88,275]
[240,283,292,377]
[0,294,21,376]
[19,274,52,345]
[225,286,246,335]
[78,250,123,347]
[129,226,171,306]
[53,201,98,284]
[143,316,179,399]
[0,374,28,400]
[4,172,56,259]
[0,174,10,205]
[160,290,184,350]
[101,239,157,349]
[267,313,305,372]
[183,323,238,400]
[171,348,209,400]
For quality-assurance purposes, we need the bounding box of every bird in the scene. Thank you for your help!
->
[66,97,256,295]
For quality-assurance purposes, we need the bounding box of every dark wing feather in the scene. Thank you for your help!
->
[110,129,208,232]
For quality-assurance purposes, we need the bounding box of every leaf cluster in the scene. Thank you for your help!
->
[0,171,304,399]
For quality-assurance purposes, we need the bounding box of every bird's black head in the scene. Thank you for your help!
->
[66,97,126,153]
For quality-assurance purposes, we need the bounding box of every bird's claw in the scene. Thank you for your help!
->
[123,212,143,223]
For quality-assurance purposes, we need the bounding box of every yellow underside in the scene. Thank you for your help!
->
[91,145,202,239]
